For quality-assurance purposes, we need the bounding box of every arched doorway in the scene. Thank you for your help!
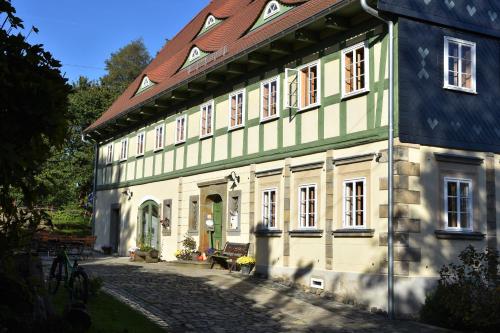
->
[138,200,160,249]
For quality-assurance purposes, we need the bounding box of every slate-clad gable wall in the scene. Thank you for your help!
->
[397,17,500,153]
[378,0,500,38]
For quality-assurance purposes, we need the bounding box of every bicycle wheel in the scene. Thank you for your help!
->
[69,268,89,304]
[48,257,63,294]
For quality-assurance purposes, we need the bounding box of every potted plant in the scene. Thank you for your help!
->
[236,256,256,275]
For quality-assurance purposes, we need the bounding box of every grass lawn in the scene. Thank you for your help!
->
[51,288,165,332]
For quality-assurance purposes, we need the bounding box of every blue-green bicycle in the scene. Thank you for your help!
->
[47,246,89,304]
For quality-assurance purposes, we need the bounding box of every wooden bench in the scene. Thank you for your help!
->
[210,242,250,273]
[33,232,96,258]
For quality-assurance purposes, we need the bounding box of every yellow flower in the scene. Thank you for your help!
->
[236,256,256,265]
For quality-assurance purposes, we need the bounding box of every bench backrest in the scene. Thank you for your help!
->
[221,242,250,257]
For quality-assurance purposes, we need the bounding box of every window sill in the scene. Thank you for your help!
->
[175,141,186,145]
[187,229,199,235]
[260,115,280,124]
[135,154,144,158]
[341,88,370,101]
[332,228,374,238]
[255,229,282,237]
[443,85,477,95]
[227,229,240,235]
[119,159,127,163]
[289,229,323,237]
[153,147,164,153]
[297,103,320,113]
[435,230,485,240]
[228,125,245,132]
[200,134,213,140]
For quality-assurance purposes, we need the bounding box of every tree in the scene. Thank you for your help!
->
[101,38,151,93]
[0,0,71,212]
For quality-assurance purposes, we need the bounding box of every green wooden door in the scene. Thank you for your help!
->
[212,201,223,250]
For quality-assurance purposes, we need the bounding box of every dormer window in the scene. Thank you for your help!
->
[264,1,280,19]
[137,76,154,94]
[205,15,216,28]
[189,47,201,61]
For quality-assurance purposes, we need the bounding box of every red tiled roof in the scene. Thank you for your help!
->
[87,0,341,133]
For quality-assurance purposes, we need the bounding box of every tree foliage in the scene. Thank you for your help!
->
[101,38,151,93]
[0,0,71,210]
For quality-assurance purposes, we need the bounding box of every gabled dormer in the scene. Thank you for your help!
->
[135,75,155,95]
[196,14,223,37]
[249,1,295,31]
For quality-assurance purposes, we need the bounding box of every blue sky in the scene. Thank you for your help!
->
[12,0,209,84]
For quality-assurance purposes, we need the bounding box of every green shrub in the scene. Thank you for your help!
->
[88,276,104,297]
[420,245,500,332]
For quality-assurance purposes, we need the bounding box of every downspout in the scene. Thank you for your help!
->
[82,134,99,239]
[360,0,395,319]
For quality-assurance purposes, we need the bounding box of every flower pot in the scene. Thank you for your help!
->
[149,249,159,259]
[241,264,254,275]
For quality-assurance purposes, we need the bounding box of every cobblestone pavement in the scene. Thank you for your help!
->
[82,257,449,333]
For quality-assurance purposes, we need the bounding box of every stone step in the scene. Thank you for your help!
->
[164,260,212,269]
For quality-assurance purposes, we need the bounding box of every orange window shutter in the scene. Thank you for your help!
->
[301,68,308,107]
[345,52,353,93]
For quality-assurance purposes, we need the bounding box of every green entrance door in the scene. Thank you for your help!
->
[212,201,223,250]
[138,200,160,250]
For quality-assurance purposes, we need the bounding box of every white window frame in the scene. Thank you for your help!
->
[136,131,145,157]
[175,115,187,144]
[342,178,367,229]
[189,47,201,61]
[154,124,164,151]
[200,100,214,138]
[260,76,280,122]
[228,89,246,130]
[205,15,216,28]
[341,41,370,99]
[119,138,128,161]
[298,184,317,229]
[443,177,473,231]
[297,60,321,111]
[262,188,278,229]
[105,144,113,165]
[443,36,476,94]
[264,0,281,19]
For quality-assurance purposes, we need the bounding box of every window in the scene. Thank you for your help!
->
[189,47,201,61]
[298,185,317,228]
[136,132,145,156]
[298,62,320,109]
[188,196,199,232]
[444,178,472,230]
[444,37,476,93]
[175,115,186,144]
[205,15,216,28]
[264,1,280,19]
[154,124,164,151]
[137,76,154,93]
[342,42,369,97]
[200,101,214,138]
[119,138,128,161]
[105,144,113,164]
[262,189,277,229]
[228,193,241,230]
[343,178,366,228]
[228,89,245,129]
[261,77,280,121]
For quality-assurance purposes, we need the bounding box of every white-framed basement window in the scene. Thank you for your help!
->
[262,189,278,229]
[260,76,280,121]
[342,41,369,98]
[228,89,245,130]
[298,184,317,228]
[444,37,476,93]
[264,1,281,19]
[119,138,128,161]
[136,131,145,156]
[285,61,320,111]
[444,177,473,231]
[175,115,187,144]
[200,101,214,138]
[105,144,113,165]
[343,178,367,228]
[154,124,164,151]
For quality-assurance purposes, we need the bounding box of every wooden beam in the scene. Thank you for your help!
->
[140,106,156,116]
[295,30,319,43]
[270,42,292,55]
[226,63,246,74]
[205,73,224,84]
[171,91,189,100]
[325,15,349,30]
[247,53,268,65]
[187,82,205,93]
